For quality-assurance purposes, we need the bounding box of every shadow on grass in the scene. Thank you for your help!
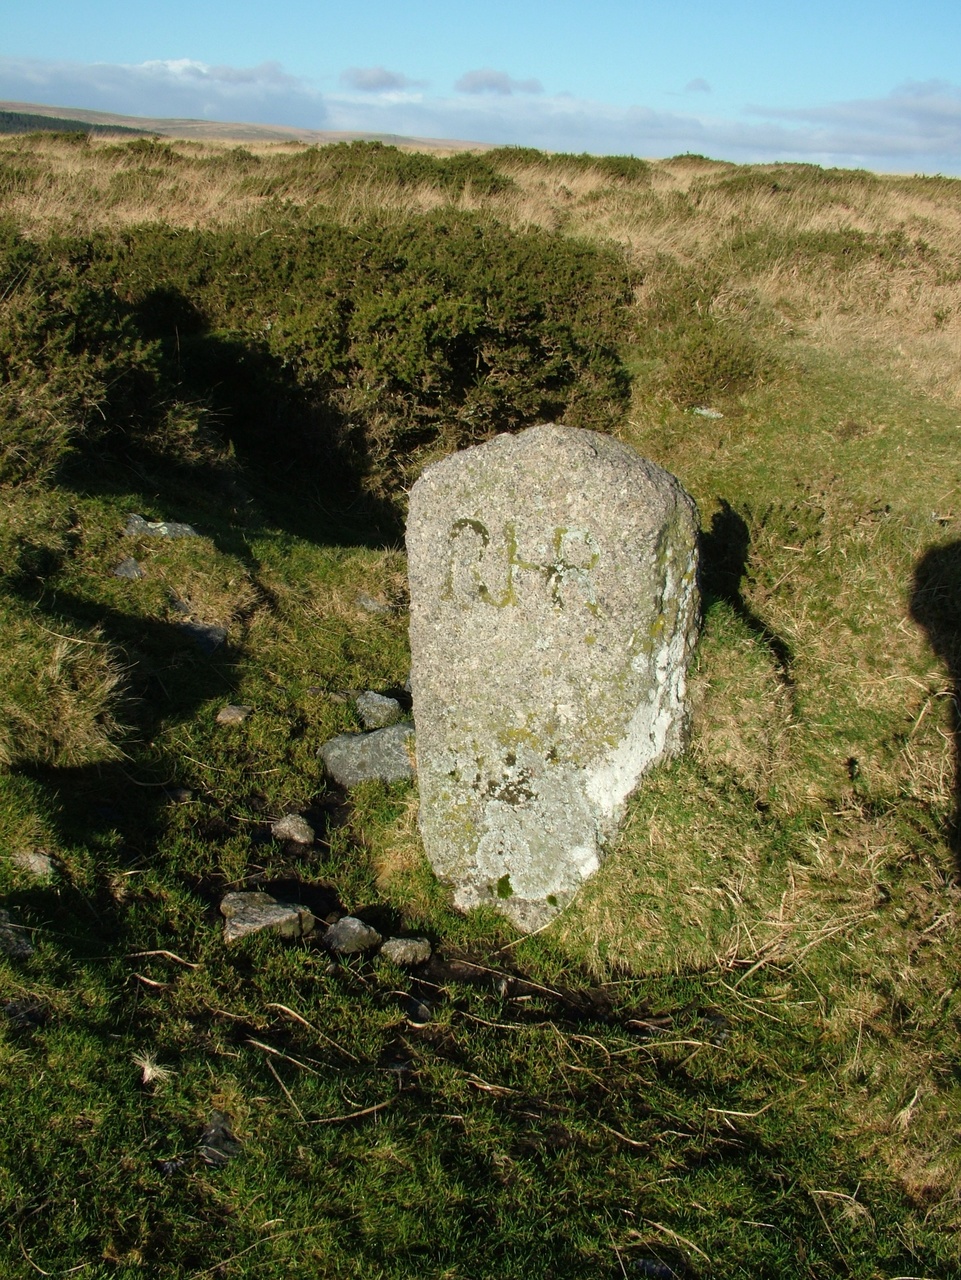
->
[910,539,961,860]
[699,498,795,688]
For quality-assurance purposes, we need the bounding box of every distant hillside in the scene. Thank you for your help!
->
[0,98,488,151]
[0,108,147,137]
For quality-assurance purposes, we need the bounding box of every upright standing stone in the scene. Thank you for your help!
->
[407,424,700,928]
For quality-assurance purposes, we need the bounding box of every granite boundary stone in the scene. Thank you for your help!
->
[406,423,699,928]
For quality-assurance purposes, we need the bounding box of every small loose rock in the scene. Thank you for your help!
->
[10,850,58,881]
[125,513,200,539]
[380,936,431,966]
[216,704,252,726]
[113,557,145,580]
[179,622,227,654]
[324,915,382,954]
[356,690,402,730]
[220,891,315,943]
[319,723,415,787]
[0,909,34,959]
[356,592,390,615]
[270,813,315,845]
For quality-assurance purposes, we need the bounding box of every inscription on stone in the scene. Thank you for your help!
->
[406,423,700,929]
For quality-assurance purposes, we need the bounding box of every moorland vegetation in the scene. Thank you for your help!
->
[1,130,961,1277]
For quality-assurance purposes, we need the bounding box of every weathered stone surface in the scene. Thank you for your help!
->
[113,556,145,580]
[356,690,402,729]
[10,850,58,881]
[319,723,415,787]
[356,592,390,615]
[125,513,200,539]
[407,423,699,928]
[271,813,315,845]
[220,891,315,943]
[179,622,227,654]
[379,936,432,966]
[216,703,252,725]
[0,909,34,958]
[324,915,382,953]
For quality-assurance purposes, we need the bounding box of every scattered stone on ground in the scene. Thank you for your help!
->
[0,909,34,958]
[407,423,700,929]
[691,406,724,419]
[10,850,58,881]
[179,622,227,654]
[404,996,432,1026]
[324,915,382,954]
[199,1111,241,1167]
[356,690,402,729]
[216,704,253,726]
[164,787,193,804]
[380,936,431,966]
[319,722,415,787]
[124,513,200,539]
[270,813,315,845]
[356,592,391,614]
[220,891,315,943]
[113,556,145,580]
[2,998,48,1029]
[168,592,191,615]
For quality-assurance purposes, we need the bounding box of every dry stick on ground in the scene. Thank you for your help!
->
[305,1099,394,1125]
[266,1001,360,1061]
[127,949,200,968]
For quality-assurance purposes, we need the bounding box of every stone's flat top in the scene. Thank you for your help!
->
[356,690,402,730]
[220,891,315,943]
[319,722,415,787]
[271,813,315,844]
[324,915,382,953]
[407,423,699,927]
[379,936,432,965]
[125,513,200,539]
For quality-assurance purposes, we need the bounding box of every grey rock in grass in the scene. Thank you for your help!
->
[220,891,315,943]
[179,622,227,654]
[356,592,391,615]
[10,850,59,881]
[379,936,432,966]
[407,423,699,929]
[216,703,252,726]
[324,915,382,954]
[124,513,200,539]
[356,690,403,730]
[270,813,315,845]
[319,722,415,787]
[113,556,145,580]
[0,909,34,958]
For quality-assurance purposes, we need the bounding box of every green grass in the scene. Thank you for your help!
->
[2,137,961,1278]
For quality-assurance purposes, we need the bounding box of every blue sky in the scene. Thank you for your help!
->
[3,1,960,172]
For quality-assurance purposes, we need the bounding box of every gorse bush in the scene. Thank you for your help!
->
[0,209,635,488]
[242,139,514,200]
[635,256,778,406]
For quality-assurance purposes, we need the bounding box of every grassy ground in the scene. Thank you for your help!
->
[1,134,960,1278]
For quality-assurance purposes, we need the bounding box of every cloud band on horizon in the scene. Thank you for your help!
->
[0,54,959,173]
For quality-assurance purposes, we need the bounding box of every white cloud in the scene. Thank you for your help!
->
[685,78,711,94]
[339,66,424,93]
[0,54,327,127]
[454,68,543,96]
[1,55,960,174]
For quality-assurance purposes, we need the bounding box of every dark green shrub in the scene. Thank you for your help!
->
[0,208,634,489]
[491,147,649,184]
[636,256,777,407]
[245,141,514,201]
